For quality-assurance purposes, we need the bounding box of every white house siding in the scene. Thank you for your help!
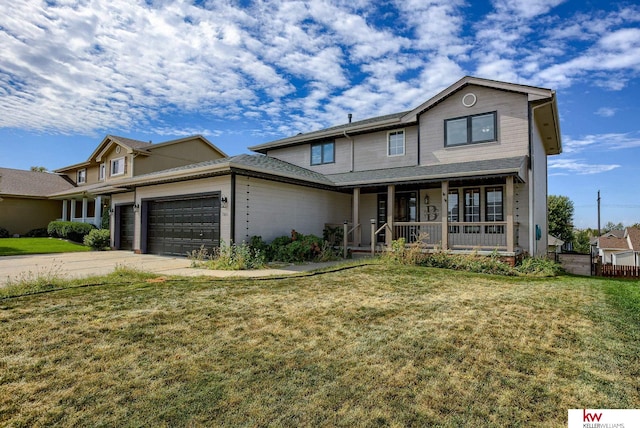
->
[530,114,548,257]
[352,125,419,171]
[234,175,351,243]
[418,85,529,166]
[612,251,637,267]
[131,176,232,252]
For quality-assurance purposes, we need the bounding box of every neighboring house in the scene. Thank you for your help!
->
[548,235,564,254]
[47,135,227,230]
[594,227,640,266]
[99,76,561,261]
[0,168,74,235]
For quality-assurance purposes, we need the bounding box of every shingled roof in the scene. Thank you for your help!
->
[0,167,74,198]
[598,236,629,250]
[626,227,640,250]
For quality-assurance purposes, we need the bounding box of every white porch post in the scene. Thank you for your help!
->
[353,187,360,247]
[62,200,68,221]
[95,196,102,228]
[506,176,515,252]
[441,181,449,250]
[70,199,76,221]
[82,197,88,222]
[386,185,395,247]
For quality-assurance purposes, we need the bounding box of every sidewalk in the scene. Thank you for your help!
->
[0,251,346,286]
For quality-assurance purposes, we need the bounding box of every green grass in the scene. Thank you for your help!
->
[0,264,638,426]
[0,237,90,256]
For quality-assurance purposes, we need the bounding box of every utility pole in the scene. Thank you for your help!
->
[597,190,601,236]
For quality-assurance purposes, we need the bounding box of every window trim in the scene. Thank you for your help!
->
[463,187,481,233]
[111,156,125,176]
[447,189,460,233]
[444,111,497,147]
[99,163,106,181]
[485,186,504,222]
[387,129,405,157]
[310,141,335,165]
[77,169,86,184]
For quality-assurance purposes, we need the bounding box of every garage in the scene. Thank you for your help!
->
[115,204,134,250]
[144,193,220,257]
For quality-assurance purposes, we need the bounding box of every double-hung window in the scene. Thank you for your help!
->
[388,130,405,156]
[111,157,125,176]
[77,169,86,184]
[311,141,335,165]
[445,112,497,147]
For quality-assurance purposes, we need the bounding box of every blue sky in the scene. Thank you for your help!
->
[1,0,639,229]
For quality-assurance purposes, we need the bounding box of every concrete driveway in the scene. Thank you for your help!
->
[0,251,344,286]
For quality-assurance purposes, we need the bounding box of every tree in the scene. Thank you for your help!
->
[573,229,592,254]
[548,195,574,245]
[30,166,47,172]
[603,221,624,233]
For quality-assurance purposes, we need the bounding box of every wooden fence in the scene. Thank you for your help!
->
[598,264,640,279]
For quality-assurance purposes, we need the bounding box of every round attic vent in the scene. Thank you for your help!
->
[462,93,477,107]
[115,146,121,154]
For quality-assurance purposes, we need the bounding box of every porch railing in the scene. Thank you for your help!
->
[370,221,517,254]
[393,222,442,247]
[447,222,508,250]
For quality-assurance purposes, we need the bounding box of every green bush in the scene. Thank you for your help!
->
[47,221,96,243]
[83,229,111,250]
[24,228,49,238]
[0,227,9,238]
[269,232,323,263]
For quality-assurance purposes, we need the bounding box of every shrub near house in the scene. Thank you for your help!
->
[47,221,95,243]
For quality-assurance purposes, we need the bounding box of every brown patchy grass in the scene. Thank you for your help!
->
[0,264,638,427]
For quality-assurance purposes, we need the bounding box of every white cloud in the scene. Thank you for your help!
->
[548,158,620,175]
[563,132,640,153]
[595,107,617,117]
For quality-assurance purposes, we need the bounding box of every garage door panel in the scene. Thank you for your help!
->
[147,195,220,256]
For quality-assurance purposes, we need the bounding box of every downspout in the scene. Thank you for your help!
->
[230,172,236,243]
[343,130,354,172]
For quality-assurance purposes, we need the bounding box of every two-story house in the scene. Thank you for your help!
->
[47,135,227,237]
[103,76,561,261]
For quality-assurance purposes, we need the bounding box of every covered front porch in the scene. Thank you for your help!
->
[57,195,107,228]
[339,175,522,255]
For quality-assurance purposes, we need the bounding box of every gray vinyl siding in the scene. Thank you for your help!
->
[419,85,529,166]
[530,117,548,257]
[514,182,530,253]
[266,138,352,174]
[234,175,351,243]
[352,126,418,171]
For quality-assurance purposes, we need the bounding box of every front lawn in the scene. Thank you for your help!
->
[0,237,90,256]
[0,264,638,426]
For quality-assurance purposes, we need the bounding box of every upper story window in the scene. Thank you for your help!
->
[445,112,497,147]
[388,130,405,156]
[99,163,106,181]
[311,141,334,165]
[77,169,86,184]
[111,157,125,176]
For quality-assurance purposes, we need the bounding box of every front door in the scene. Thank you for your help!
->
[377,191,418,243]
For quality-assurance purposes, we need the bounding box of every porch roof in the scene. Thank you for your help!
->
[326,156,528,187]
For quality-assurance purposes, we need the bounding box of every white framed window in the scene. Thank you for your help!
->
[111,157,125,176]
[388,129,405,156]
[77,169,86,184]
[99,163,106,181]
